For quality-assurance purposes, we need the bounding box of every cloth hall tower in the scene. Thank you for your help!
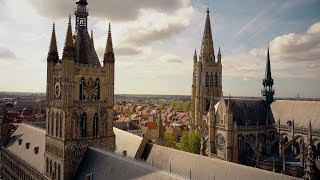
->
[45,0,115,179]
[191,8,222,128]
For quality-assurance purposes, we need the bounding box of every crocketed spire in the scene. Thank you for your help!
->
[47,22,59,63]
[261,45,274,104]
[200,8,215,64]
[193,49,197,63]
[62,15,75,59]
[104,23,115,64]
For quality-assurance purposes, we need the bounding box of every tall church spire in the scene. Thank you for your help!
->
[217,47,221,64]
[47,22,59,63]
[261,46,274,104]
[200,8,215,63]
[62,15,75,59]
[104,23,115,64]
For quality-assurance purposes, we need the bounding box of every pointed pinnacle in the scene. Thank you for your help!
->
[218,47,221,56]
[63,15,75,59]
[104,22,115,63]
[47,22,59,62]
[106,23,114,54]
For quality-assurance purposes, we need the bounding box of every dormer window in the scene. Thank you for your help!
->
[26,143,30,149]
[34,147,39,154]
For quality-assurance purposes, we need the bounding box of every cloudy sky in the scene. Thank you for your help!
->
[0,0,319,98]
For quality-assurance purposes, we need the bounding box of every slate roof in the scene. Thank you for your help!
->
[5,123,45,173]
[113,127,144,158]
[270,100,320,129]
[142,143,300,180]
[227,99,269,126]
[74,30,100,65]
[75,147,183,180]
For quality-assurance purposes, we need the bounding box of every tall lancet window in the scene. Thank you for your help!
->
[80,77,85,100]
[93,113,99,137]
[95,78,100,100]
[205,72,209,87]
[215,73,218,87]
[80,113,87,138]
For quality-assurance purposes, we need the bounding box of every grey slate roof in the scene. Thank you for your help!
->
[113,127,145,158]
[5,123,45,173]
[74,30,100,65]
[143,143,300,180]
[270,100,320,129]
[75,147,184,180]
[227,99,269,126]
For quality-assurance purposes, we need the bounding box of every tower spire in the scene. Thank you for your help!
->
[200,8,215,64]
[62,15,75,59]
[262,45,274,104]
[104,23,115,64]
[47,22,59,63]
[217,47,221,64]
[193,49,197,63]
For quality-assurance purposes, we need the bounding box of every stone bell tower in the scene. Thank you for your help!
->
[44,0,115,179]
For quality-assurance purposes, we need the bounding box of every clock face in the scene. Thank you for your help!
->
[54,82,61,99]
[82,78,99,100]
[216,134,226,151]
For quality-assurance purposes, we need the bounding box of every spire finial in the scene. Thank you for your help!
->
[207,8,210,14]
[47,22,59,63]
[104,22,115,64]
[62,15,75,59]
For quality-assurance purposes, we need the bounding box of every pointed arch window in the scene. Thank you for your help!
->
[205,72,209,87]
[80,77,85,100]
[95,78,100,100]
[80,113,87,138]
[215,73,218,87]
[209,72,214,87]
[46,158,49,173]
[56,113,59,137]
[59,113,63,138]
[93,113,99,137]
[51,112,54,135]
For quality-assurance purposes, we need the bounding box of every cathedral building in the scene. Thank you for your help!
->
[192,8,320,179]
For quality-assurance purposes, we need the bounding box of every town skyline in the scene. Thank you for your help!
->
[0,0,319,98]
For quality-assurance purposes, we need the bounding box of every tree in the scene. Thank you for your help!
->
[164,132,177,149]
[178,131,190,152]
[160,103,167,110]
[178,130,200,154]
[182,101,191,112]
[189,130,201,154]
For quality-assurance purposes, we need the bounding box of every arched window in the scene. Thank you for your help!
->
[46,158,49,173]
[95,78,100,100]
[51,112,54,135]
[49,160,52,175]
[93,113,99,137]
[205,72,209,87]
[80,77,85,100]
[210,72,214,87]
[58,164,61,180]
[56,113,59,137]
[215,73,218,87]
[60,113,63,138]
[80,113,87,138]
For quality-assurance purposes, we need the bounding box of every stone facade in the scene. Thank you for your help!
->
[44,1,116,179]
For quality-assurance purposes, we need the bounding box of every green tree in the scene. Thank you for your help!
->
[178,131,190,152]
[160,103,167,110]
[164,132,177,149]
[182,101,191,112]
[189,130,201,154]
[178,130,200,154]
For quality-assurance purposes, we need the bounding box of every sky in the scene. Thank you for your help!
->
[0,0,320,98]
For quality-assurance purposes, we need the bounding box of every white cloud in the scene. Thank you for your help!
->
[27,0,191,21]
[0,46,16,60]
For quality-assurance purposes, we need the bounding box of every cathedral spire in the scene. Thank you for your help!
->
[262,46,274,104]
[62,15,75,59]
[217,47,221,64]
[104,23,115,64]
[193,49,197,63]
[200,8,215,64]
[47,22,59,63]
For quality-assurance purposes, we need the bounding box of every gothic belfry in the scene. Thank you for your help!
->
[191,8,222,128]
[45,0,115,179]
[261,46,274,105]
